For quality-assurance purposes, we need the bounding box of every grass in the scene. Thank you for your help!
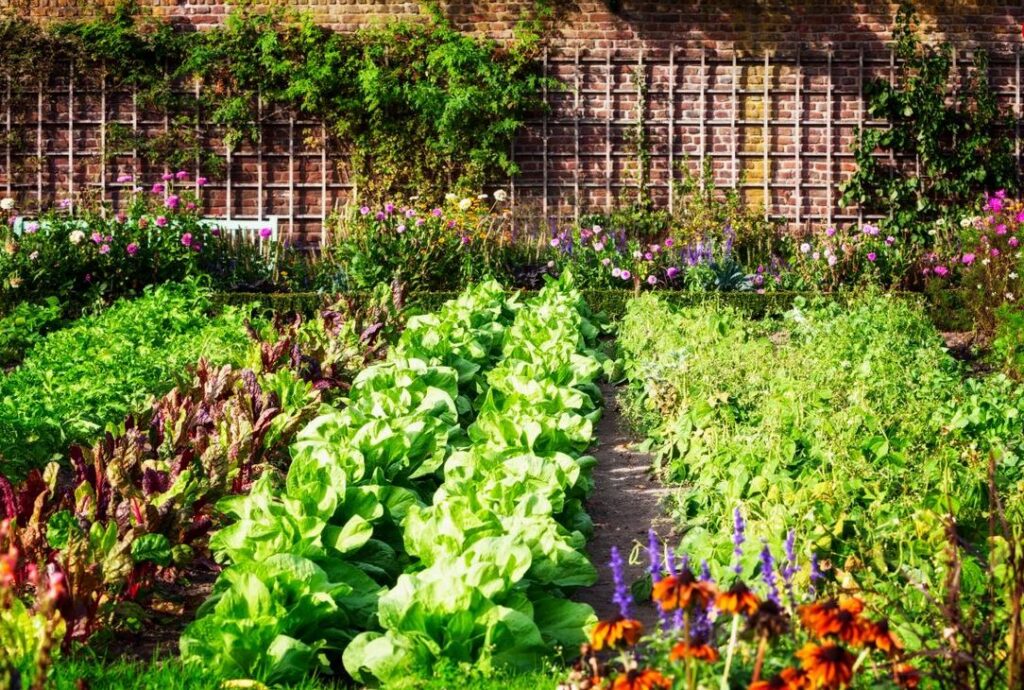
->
[51,656,564,689]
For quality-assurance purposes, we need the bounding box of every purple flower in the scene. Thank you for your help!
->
[91,232,103,244]
[431,208,443,217]
[1011,237,1020,248]
[862,223,880,236]
[397,224,406,233]
[782,529,799,610]
[962,253,975,265]
[151,183,164,194]
[375,211,386,221]
[461,235,470,245]
[866,252,877,262]
[415,218,425,227]
[211,227,221,237]
[126,242,139,256]
[666,266,680,280]
[161,173,174,182]
[24,222,39,234]
[550,238,560,247]
[825,226,836,237]
[732,507,746,574]
[116,173,133,183]
[621,270,632,281]
[647,529,661,581]
[988,196,1004,213]
[259,226,272,239]
[760,542,780,604]
[664,238,675,248]
[175,170,189,180]
[384,202,395,214]
[165,195,180,210]
[181,232,193,247]
[359,206,370,216]
[609,546,633,619]
[646,275,657,286]
[644,252,653,261]
[997,224,1008,236]
[885,235,895,245]
[59,198,71,209]
[197,176,208,187]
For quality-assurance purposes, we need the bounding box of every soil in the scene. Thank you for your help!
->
[576,382,674,627]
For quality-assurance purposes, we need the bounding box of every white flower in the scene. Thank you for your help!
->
[69,230,85,245]
[493,189,508,202]
[477,193,489,200]
[960,217,973,228]
[0,197,13,211]
[827,255,837,266]
[800,242,811,253]
[445,193,457,202]
[982,258,991,266]
[812,252,820,260]
[458,198,472,211]
[1010,272,1018,280]
[1007,292,1016,301]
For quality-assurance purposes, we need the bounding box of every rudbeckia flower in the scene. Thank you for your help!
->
[892,663,920,688]
[748,667,808,690]
[796,642,855,689]
[590,617,643,651]
[669,641,719,662]
[611,668,671,690]
[863,619,902,656]
[799,596,867,645]
[652,570,716,611]
[716,581,760,616]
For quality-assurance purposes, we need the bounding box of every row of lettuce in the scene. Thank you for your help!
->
[617,291,1023,679]
[175,276,608,684]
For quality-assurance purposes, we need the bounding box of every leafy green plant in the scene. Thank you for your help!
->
[839,2,1017,242]
[0,298,63,368]
[0,280,255,476]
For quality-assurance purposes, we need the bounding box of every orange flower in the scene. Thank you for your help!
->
[611,668,672,690]
[796,642,856,689]
[892,663,920,688]
[864,619,903,656]
[590,617,644,651]
[651,570,717,611]
[799,596,867,645]
[749,667,809,690]
[716,581,761,616]
[669,641,720,663]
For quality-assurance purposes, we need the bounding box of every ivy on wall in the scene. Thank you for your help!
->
[0,0,554,202]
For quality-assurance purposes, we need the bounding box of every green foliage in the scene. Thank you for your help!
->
[840,2,1018,241]
[0,281,255,476]
[617,292,1010,642]
[1,1,550,203]
[0,297,63,367]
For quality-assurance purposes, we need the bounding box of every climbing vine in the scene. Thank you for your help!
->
[840,2,1018,242]
[0,0,553,202]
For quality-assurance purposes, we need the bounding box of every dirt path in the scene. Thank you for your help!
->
[577,382,675,626]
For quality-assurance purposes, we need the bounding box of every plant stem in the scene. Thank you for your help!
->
[719,614,741,690]
[750,633,769,683]
[850,648,871,674]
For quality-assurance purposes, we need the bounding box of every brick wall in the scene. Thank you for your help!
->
[0,1,1021,243]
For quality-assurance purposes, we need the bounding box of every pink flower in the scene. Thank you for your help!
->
[664,238,675,248]
[181,232,193,247]
[997,224,1008,235]
[186,202,196,211]
[1011,237,1020,248]
[644,252,653,260]
[166,195,180,210]
[646,275,657,285]
[415,218,425,227]
[431,208,443,217]
[24,222,39,234]
[375,211,386,220]
[550,238,561,248]
[992,248,1001,257]
[593,241,605,252]
[197,177,208,187]
[405,209,416,218]
[175,170,190,180]
[151,183,164,194]
[867,252,877,262]
[460,235,470,245]
[601,257,612,266]
[155,216,168,227]
[934,265,949,277]
[59,198,71,209]
[126,242,139,256]
[885,236,895,245]
[1016,211,1024,223]
[397,224,406,233]
[99,244,110,255]
[138,217,149,229]
[666,266,680,279]
[115,212,126,223]
[962,253,975,265]
[825,226,836,237]
[91,231,103,244]
[192,243,202,252]
[385,202,395,214]
[259,226,272,239]
[161,173,174,181]
[862,224,879,236]
[621,270,632,280]
[988,196,1004,213]
[116,173,133,183]
[359,206,370,216]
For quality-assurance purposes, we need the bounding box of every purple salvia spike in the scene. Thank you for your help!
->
[760,541,781,605]
[609,546,633,619]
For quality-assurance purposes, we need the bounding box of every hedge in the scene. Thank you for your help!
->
[213,288,971,332]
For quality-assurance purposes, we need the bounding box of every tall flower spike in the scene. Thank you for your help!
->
[647,528,662,583]
[782,529,799,610]
[760,542,780,605]
[732,507,746,575]
[809,553,823,597]
[609,546,633,619]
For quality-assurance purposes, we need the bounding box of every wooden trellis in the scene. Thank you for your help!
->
[0,45,1021,243]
